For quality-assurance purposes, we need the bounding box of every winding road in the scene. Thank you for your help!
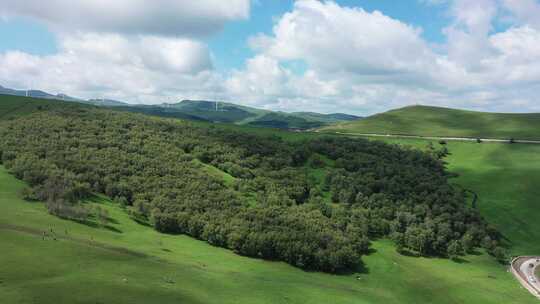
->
[511,256,540,299]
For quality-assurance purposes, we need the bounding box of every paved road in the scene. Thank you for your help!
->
[315,130,540,144]
[521,258,540,291]
[511,256,540,299]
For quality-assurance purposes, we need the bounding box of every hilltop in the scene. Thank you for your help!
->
[321,105,540,140]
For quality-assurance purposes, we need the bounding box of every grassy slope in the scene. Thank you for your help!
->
[292,112,360,124]
[449,143,540,255]
[195,160,237,187]
[0,94,93,120]
[377,138,540,256]
[0,159,536,303]
[322,105,540,140]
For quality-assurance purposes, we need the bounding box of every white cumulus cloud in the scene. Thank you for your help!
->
[0,0,249,103]
[0,34,220,103]
[0,0,250,37]
[501,0,540,29]
[225,0,540,114]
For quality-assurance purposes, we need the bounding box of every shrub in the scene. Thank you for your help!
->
[46,200,90,222]
[491,246,508,264]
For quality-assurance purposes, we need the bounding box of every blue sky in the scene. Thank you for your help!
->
[0,1,452,71]
[0,0,539,115]
[208,0,452,71]
[0,17,57,55]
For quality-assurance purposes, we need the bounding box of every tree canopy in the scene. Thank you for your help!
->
[0,105,502,272]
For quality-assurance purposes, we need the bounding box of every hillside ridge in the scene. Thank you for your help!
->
[321,105,540,140]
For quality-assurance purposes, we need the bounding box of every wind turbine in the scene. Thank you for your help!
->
[214,92,221,112]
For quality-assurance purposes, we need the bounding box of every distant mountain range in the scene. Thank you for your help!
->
[0,85,128,107]
[136,100,361,129]
[0,85,83,102]
[0,85,361,129]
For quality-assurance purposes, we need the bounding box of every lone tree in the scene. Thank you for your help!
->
[447,240,464,260]
[95,206,110,227]
[491,247,508,264]
[461,234,474,254]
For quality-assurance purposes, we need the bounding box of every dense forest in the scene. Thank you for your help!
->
[0,104,505,272]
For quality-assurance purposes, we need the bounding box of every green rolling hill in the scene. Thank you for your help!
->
[1,94,539,303]
[0,94,84,119]
[322,105,540,140]
[164,100,257,123]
